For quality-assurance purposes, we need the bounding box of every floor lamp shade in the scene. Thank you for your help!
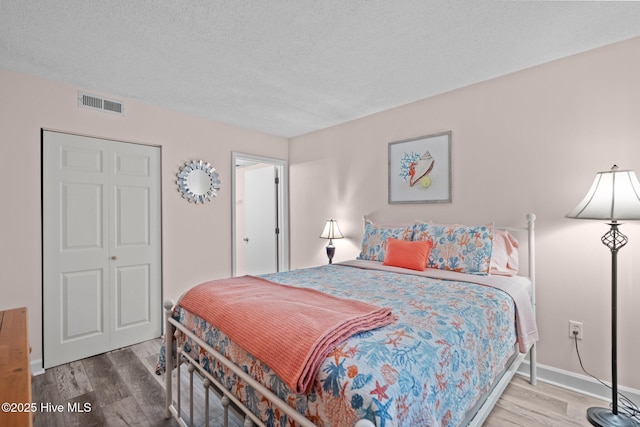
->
[566,166,640,221]
[566,165,640,427]
[320,219,344,264]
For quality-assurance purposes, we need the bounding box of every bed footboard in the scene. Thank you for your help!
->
[164,300,322,427]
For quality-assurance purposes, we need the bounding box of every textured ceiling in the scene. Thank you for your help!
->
[2,1,640,137]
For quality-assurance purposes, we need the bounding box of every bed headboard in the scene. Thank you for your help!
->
[495,212,535,275]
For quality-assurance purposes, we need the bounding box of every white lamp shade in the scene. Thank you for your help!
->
[320,219,344,239]
[566,167,640,221]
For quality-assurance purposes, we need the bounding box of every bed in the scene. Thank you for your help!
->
[158,214,538,427]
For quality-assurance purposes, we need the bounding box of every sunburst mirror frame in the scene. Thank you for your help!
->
[176,160,221,204]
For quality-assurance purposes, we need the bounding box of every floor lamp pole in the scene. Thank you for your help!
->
[608,222,619,417]
[611,226,619,417]
[586,222,638,427]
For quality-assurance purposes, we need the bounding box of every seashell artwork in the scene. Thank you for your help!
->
[388,131,451,204]
[409,151,435,187]
[399,150,435,189]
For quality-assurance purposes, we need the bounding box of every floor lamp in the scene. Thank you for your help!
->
[566,165,640,427]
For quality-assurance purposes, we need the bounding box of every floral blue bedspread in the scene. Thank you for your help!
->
[159,264,517,427]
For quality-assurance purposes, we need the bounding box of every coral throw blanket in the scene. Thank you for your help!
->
[177,275,396,394]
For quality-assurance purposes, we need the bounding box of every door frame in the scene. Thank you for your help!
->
[231,152,289,276]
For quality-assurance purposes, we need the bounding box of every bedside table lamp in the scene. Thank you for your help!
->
[320,219,344,264]
[566,165,640,427]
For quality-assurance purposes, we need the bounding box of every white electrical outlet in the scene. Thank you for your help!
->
[569,321,583,339]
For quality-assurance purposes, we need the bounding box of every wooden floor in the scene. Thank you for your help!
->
[33,340,180,427]
[484,376,608,426]
[33,338,608,426]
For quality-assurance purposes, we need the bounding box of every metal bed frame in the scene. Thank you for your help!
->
[163,213,537,427]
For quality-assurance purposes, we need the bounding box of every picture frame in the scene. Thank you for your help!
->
[388,131,452,204]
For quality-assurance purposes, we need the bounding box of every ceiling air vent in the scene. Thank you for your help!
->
[78,91,124,116]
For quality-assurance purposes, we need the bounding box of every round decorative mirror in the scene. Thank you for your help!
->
[176,160,221,204]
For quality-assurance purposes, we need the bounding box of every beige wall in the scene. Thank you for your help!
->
[0,68,288,363]
[289,37,640,390]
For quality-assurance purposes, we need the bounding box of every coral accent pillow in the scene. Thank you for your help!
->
[383,238,433,271]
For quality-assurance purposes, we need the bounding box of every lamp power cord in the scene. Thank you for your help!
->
[572,331,640,420]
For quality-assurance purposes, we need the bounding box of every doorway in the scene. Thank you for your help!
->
[42,130,162,368]
[232,152,288,276]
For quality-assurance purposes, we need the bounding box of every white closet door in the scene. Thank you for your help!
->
[43,131,161,368]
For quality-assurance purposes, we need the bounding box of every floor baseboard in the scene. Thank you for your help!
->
[517,360,640,406]
[31,359,44,376]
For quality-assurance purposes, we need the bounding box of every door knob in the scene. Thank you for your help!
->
[111,256,117,260]
[243,237,249,243]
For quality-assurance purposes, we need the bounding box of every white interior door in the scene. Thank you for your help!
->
[43,130,161,368]
[232,152,289,277]
[243,164,278,275]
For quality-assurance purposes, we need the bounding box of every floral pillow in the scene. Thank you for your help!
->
[357,218,414,262]
[413,222,494,275]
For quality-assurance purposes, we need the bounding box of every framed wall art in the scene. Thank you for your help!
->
[388,131,451,204]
